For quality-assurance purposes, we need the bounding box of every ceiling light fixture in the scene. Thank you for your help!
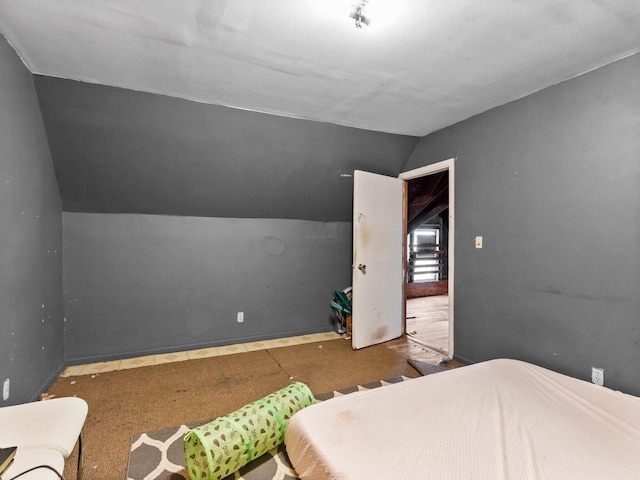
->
[350,0,371,29]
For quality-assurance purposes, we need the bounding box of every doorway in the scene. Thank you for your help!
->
[399,159,455,358]
[350,159,454,356]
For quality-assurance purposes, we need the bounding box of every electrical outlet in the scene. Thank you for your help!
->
[237,312,244,323]
[592,367,604,386]
[3,378,9,401]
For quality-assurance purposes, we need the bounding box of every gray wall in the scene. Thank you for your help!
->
[404,53,640,395]
[63,213,351,363]
[33,77,418,362]
[0,35,64,405]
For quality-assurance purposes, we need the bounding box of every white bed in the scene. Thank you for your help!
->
[285,358,640,480]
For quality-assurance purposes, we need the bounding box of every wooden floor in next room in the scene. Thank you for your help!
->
[388,294,450,364]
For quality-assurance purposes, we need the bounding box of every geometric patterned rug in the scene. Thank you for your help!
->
[126,376,412,480]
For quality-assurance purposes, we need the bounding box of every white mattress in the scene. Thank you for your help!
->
[285,359,640,480]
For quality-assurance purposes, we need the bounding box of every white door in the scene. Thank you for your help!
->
[352,170,405,349]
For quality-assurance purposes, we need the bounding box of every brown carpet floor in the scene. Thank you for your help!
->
[48,338,419,480]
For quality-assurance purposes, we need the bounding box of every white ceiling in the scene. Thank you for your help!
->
[1,0,639,136]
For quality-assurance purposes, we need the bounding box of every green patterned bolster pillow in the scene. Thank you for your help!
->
[184,382,315,480]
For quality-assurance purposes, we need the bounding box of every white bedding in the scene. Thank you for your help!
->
[285,359,640,480]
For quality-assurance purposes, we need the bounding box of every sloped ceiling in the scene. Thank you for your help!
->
[407,171,448,233]
[34,76,416,221]
[1,0,639,136]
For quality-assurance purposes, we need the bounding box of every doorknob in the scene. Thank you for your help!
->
[358,264,367,274]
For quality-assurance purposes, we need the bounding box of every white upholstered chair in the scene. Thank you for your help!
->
[0,397,87,480]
